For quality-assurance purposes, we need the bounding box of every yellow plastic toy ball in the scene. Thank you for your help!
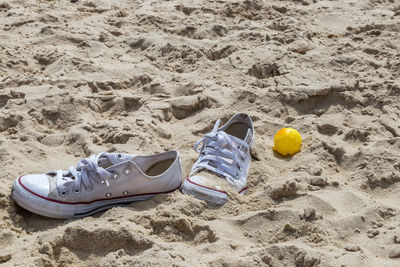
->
[273,128,302,157]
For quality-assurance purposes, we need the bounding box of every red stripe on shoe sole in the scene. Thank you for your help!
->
[18,176,181,205]
[186,176,247,195]
[238,187,247,194]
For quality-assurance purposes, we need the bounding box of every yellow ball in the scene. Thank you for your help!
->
[273,128,302,157]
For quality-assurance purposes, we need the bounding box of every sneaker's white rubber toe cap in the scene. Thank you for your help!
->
[181,174,247,206]
[19,174,50,197]
[13,175,75,219]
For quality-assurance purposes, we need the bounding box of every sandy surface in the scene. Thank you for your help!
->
[1,0,400,266]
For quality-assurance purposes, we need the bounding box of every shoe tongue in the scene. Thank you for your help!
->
[227,129,252,148]
[98,153,135,168]
[98,153,116,168]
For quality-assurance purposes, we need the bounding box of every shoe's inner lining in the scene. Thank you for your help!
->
[224,122,249,140]
[145,159,175,176]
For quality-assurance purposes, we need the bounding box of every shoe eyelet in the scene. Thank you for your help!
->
[117,153,124,160]
[106,193,112,197]
[123,168,131,175]
[113,173,119,180]
[60,190,68,197]
[73,189,80,194]
[123,191,129,195]
[87,184,93,191]
[100,180,106,185]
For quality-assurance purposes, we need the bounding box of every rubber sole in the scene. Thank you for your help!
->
[12,178,179,219]
[181,177,247,206]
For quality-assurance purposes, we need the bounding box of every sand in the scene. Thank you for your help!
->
[1,0,400,266]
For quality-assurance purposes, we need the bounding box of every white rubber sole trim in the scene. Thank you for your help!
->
[12,179,174,219]
[181,178,246,206]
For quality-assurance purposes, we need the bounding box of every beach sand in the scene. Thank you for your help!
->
[1,0,400,266]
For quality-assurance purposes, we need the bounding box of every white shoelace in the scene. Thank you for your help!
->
[193,119,249,182]
[52,153,114,196]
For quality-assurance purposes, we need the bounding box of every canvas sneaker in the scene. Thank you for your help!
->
[12,151,182,219]
[181,113,254,205]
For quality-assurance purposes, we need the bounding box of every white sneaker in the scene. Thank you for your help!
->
[12,151,182,219]
[181,113,254,205]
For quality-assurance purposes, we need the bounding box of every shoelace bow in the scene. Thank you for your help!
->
[53,153,114,196]
[193,119,249,182]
